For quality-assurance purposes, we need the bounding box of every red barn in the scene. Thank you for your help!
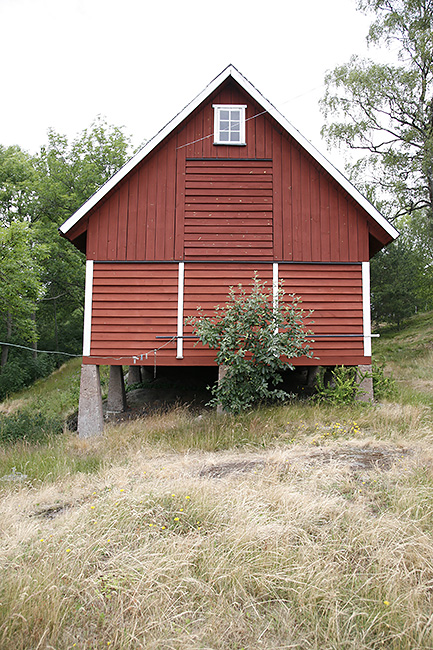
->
[60,65,398,436]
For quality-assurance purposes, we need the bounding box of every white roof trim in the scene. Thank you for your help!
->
[59,65,399,241]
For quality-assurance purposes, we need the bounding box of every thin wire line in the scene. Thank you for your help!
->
[87,336,177,362]
[0,336,177,363]
[0,341,79,357]
[176,109,268,151]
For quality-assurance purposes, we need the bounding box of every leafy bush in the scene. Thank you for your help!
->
[0,353,58,401]
[188,275,313,413]
[0,410,63,445]
[372,361,396,400]
[314,363,396,405]
[314,366,366,404]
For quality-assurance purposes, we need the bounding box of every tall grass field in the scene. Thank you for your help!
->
[1,314,433,649]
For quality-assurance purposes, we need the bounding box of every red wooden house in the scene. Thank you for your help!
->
[60,65,398,436]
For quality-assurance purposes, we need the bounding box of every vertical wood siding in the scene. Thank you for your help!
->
[77,80,376,264]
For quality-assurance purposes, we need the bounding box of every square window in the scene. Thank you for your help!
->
[213,104,246,145]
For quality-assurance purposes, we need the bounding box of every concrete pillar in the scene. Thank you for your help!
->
[217,365,228,415]
[107,365,127,414]
[126,365,141,386]
[356,364,374,403]
[307,366,320,387]
[78,364,104,438]
[140,366,153,383]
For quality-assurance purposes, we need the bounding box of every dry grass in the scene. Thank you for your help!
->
[2,313,433,648]
[1,412,433,649]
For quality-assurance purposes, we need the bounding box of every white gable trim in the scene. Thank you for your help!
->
[59,65,398,241]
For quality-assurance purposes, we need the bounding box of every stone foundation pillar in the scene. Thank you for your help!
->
[307,366,320,387]
[78,364,104,438]
[107,365,127,414]
[126,365,142,386]
[140,366,153,383]
[356,364,374,403]
[217,365,228,415]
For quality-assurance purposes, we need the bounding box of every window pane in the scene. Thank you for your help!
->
[220,110,229,120]
[231,121,240,131]
[231,132,240,141]
[231,110,240,121]
[220,131,229,141]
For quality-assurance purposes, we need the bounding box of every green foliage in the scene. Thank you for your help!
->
[320,0,433,223]
[35,116,133,225]
[0,117,133,381]
[0,353,58,401]
[372,360,396,400]
[314,363,395,404]
[31,116,133,356]
[371,216,433,326]
[188,276,313,413]
[0,410,63,445]
[314,366,366,405]
[0,221,46,348]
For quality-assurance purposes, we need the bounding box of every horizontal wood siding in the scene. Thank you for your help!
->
[84,261,370,367]
[279,264,366,365]
[182,264,274,363]
[184,160,273,260]
[90,263,179,362]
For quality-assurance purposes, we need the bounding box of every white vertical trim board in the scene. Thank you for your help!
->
[83,260,94,357]
[362,262,372,357]
[177,262,185,359]
[273,263,279,334]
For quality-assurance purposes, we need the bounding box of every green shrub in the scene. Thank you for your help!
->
[0,353,58,401]
[0,410,63,445]
[372,360,396,400]
[188,275,313,413]
[314,366,365,404]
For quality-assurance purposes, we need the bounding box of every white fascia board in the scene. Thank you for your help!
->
[60,64,399,242]
[59,66,238,235]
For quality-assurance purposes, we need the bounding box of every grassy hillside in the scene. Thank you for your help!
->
[1,314,433,649]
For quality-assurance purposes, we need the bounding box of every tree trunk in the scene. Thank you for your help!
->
[1,313,12,368]
[31,311,37,360]
[53,298,59,352]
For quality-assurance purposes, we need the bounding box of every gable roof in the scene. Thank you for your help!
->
[59,64,399,241]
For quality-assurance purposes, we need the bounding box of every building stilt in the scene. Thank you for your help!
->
[78,364,104,438]
[356,364,374,402]
[107,365,127,414]
[126,365,142,385]
[217,365,228,414]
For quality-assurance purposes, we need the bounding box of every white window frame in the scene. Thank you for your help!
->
[213,104,246,145]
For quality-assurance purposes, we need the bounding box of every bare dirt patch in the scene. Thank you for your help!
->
[198,445,411,478]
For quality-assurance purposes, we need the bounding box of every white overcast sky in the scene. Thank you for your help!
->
[0,0,392,167]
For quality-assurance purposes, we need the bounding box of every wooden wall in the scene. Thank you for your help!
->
[86,262,367,367]
[184,159,273,259]
[72,80,373,264]
[90,263,178,360]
